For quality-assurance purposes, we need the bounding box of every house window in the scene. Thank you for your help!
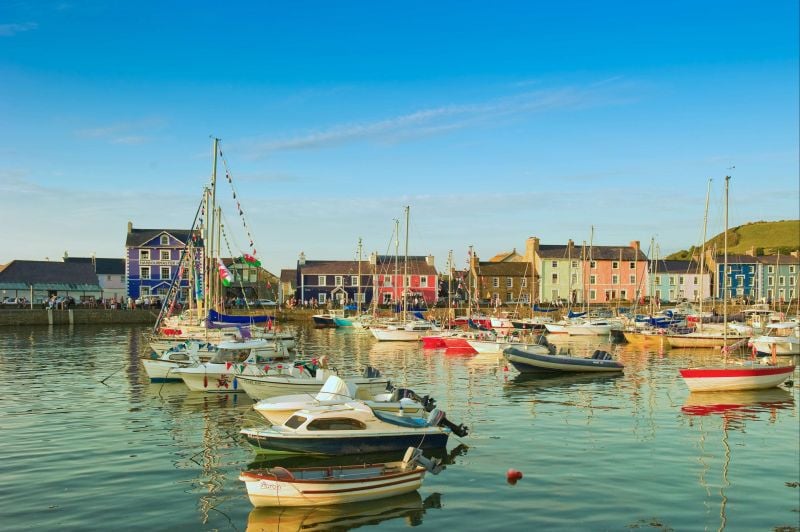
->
[506,292,514,302]
[693,289,698,299]
[140,267,150,280]
[571,273,578,285]
[506,277,513,288]
[405,275,411,287]
[318,293,326,304]
[493,277,499,288]
[318,276,326,286]
[160,235,169,245]
[356,293,366,303]
[106,275,112,281]
[612,275,619,285]
[768,265,775,273]
[160,250,170,261]
[629,262,635,269]
[571,261,578,268]
[551,289,559,300]
[779,276,786,286]
[669,276,676,286]
[620,290,627,300]
[157,287,168,296]
[655,275,661,284]
[521,278,527,288]
[140,249,150,261]
[767,289,773,300]
[790,277,796,286]
[612,261,619,269]
[789,266,796,274]
[589,289,596,300]
[160,267,170,280]
[140,286,151,297]
[655,289,662,301]
[589,275,596,285]
[693,277,698,285]
[383,276,392,287]
[551,261,557,268]
[629,275,636,284]
[351,276,358,286]
[679,276,684,284]
[335,276,343,287]
[590,261,596,269]
[768,277,775,287]
[551,273,558,283]
[420,276,428,288]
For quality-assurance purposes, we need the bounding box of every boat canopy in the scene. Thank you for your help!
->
[208,309,272,324]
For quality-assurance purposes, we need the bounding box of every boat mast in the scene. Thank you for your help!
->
[357,237,362,314]
[699,177,711,332]
[403,205,410,321]
[723,176,729,351]
[394,218,399,314]
[447,249,453,326]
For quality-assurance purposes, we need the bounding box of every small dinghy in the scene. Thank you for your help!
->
[503,346,625,373]
[239,447,441,507]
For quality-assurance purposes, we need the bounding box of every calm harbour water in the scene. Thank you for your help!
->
[1,323,798,531]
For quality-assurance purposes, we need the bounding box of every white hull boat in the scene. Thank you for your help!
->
[666,332,750,349]
[237,367,390,401]
[750,322,800,356]
[370,321,440,342]
[679,363,795,392]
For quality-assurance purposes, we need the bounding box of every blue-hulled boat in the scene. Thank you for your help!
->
[241,403,467,455]
[503,346,625,373]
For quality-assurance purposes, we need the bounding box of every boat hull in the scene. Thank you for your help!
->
[241,429,449,455]
[370,329,426,342]
[751,338,800,356]
[237,375,390,401]
[178,369,244,392]
[504,346,624,373]
[140,358,189,382]
[239,466,425,507]
[420,336,446,349]
[666,334,749,349]
[679,365,795,392]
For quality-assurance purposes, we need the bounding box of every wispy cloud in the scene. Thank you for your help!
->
[74,117,166,145]
[248,81,637,156]
[0,22,38,36]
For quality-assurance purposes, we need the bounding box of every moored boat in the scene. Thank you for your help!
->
[678,363,795,392]
[750,321,800,356]
[503,346,624,373]
[236,365,390,401]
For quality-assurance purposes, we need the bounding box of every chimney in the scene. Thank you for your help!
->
[369,252,377,266]
[298,251,306,266]
[63,250,69,261]
[630,240,640,252]
[525,236,540,262]
[127,221,133,234]
[426,254,435,267]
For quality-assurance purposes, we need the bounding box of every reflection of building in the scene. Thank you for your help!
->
[64,254,126,301]
[125,222,204,303]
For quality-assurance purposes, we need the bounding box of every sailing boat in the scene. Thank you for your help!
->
[678,176,795,392]
[370,207,440,341]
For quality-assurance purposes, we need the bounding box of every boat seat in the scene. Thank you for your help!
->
[270,466,295,481]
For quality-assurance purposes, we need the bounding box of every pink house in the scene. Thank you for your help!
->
[373,254,438,307]
[582,241,648,304]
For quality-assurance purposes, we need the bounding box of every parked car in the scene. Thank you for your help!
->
[2,297,26,307]
[253,299,277,307]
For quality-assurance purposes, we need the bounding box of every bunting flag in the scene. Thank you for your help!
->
[195,276,204,300]
[242,253,261,267]
[217,259,233,287]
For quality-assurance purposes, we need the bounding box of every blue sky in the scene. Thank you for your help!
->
[1,1,798,273]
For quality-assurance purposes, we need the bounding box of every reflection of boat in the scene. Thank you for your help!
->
[679,362,795,392]
[504,346,624,373]
[241,402,467,455]
[504,371,622,395]
[681,388,794,417]
[245,490,441,531]
[239,447,438,507]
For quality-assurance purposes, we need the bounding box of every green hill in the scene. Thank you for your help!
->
[667,220,800,260]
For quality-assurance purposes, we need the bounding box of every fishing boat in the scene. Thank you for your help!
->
[503,345,624,373]
[241,403,467,455]
[236,364,390,401]
[173,338,292,392]
[678,177,796,392]
[239,446,440,507]
[253,376,434,425]
[750,321,800,356]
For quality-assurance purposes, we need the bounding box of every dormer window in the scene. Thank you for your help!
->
[160,235,169,245]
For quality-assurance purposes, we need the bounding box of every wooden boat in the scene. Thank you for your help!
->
[240,403,467,455]
[239,447,439,507]
[678,363,795,392]
[253,375,433,425]
[503,345,625,373]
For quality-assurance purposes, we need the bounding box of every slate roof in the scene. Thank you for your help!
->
[536,243,646,261]
[477,262,532,276]
[488,250,523,262]
[653,260,703,274]
[0,260,102,289]
[300,260,372,275]
[754,255,800,265]
[374,255,437,275]
[536,244,582,259]
[125,228,199,247]
[64,257,125,275]
[717,254,759,264]
[280,269,296,283]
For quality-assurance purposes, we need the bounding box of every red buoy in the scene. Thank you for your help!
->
[506,468,523,484]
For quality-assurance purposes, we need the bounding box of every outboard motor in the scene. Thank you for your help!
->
[402,447,443,474]
[391,388,437,412]
[363,366,382,378]
[427,408,469,438]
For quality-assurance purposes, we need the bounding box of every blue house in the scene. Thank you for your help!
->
[125,222,204,304]
[295,253,373,308]
[715,254,759,301]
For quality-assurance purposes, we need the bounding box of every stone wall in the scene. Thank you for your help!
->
[0,309,159,327]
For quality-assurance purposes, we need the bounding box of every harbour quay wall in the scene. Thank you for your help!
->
[0,309,159,327]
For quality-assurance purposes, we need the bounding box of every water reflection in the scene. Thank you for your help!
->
[246,490,442,531]
[504,371,623,397]
[681,388,795,532]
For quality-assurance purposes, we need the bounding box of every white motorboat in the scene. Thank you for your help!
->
[140,340,217,382]
[370,320,440,342]
[466,334,549,354]
[562,319,617,336]
[173,338,293,392]
[253,375,432,425]
[236,365,390,401]
[239,446,440,507]
[750,321,800,356]
[241,402,468,455]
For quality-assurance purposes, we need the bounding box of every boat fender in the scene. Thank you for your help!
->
[506,469,523,485]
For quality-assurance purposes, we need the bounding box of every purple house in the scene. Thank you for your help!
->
[125,222,204,303]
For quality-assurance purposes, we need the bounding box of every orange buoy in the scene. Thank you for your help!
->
[506,468,523,484]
